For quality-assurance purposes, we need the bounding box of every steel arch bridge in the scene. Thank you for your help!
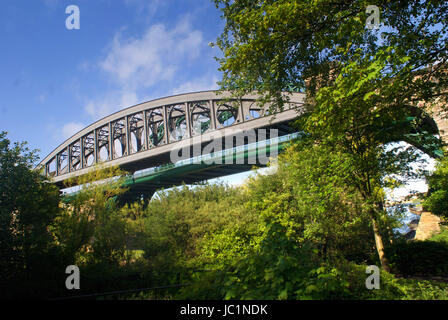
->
[38,90,445,201]
[38,91,305,194]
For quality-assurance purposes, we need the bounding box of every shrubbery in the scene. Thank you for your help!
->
[425,157,448,220]
[2,131,448,300]
[385,239,448,276]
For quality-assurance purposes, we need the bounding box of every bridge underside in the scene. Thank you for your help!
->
[60,112,443,204]
[40,91,306,188]
[64,132,300,203]
[121,163,255,203]
[111,121,294,185]
[44,91,445,205]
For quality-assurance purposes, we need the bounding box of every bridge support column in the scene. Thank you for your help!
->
[125,116,131,156]
[80,137,85,169]
[210,99,217,131]
[68,145,72,173]
[56,154,60,176]
[185,103,192,139]
[108,122,113,161]
[163,106,169,144]
[94,129,98,164]
[143,110,149,151]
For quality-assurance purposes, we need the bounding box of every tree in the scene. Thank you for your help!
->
[190,141,400,299]
[213,0,448,270]
[54,164,129,265]
[0,131,61,297]
[136,183,254,270]
[298,56,428,271]
[425,156,448,220]
[214,0,448,108]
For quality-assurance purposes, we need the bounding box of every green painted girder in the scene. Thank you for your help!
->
[62,112,444,202]
[122,132,301,189]
[62,133,301,200]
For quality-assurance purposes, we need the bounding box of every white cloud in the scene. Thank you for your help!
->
[100,18,203,90]
[79,14,219,124]
[62,122,85,140]
[77,61,91,72]
[171,75,219,95]
[84,89,139,120]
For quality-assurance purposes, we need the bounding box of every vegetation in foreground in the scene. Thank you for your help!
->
[1,131,448,300]
[2,0,448,300]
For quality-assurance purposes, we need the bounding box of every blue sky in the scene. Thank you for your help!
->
[0,1,436,192]
[0,0,223,161]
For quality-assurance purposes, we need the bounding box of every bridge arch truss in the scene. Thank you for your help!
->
[39,91,305,186]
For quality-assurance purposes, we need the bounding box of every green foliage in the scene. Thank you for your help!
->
[214,0,378,108]
[214,0,448,114]
[331,262,448,300]
[183,142,381,300]
[2,132,447,300]
[397,280,448,300]
[57,164,130,265]
[214,0,448,271]
[0,131,63,298]
[176,270,228,300]
[220,225,318,300]
[172,142,448,300]
[50,207,93,264]
[89,207,128,265]
[429,226,448,243]
[425,156,448,219]
[199,226,261,270]
[385,239,448,276]
[114,183,256,288]
[140,206,192,275]
[302,262,448,300]
[246,141,377,263]
[5,0,448,301]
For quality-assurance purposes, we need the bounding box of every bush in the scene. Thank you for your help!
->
[429,226,448,243]
[425,156,448,219]
[176,260,448,300]
[385,240,448,276]
[74,262,153,297]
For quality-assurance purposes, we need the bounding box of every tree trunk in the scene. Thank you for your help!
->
[371,215,390,272]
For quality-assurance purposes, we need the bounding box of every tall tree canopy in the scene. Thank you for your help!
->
[214,0,448,109]
[213,0,448,270]
[0,131,61,297]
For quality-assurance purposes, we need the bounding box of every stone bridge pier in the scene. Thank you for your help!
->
[429,105,448,144]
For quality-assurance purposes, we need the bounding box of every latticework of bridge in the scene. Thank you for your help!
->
[38,91,306,187]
